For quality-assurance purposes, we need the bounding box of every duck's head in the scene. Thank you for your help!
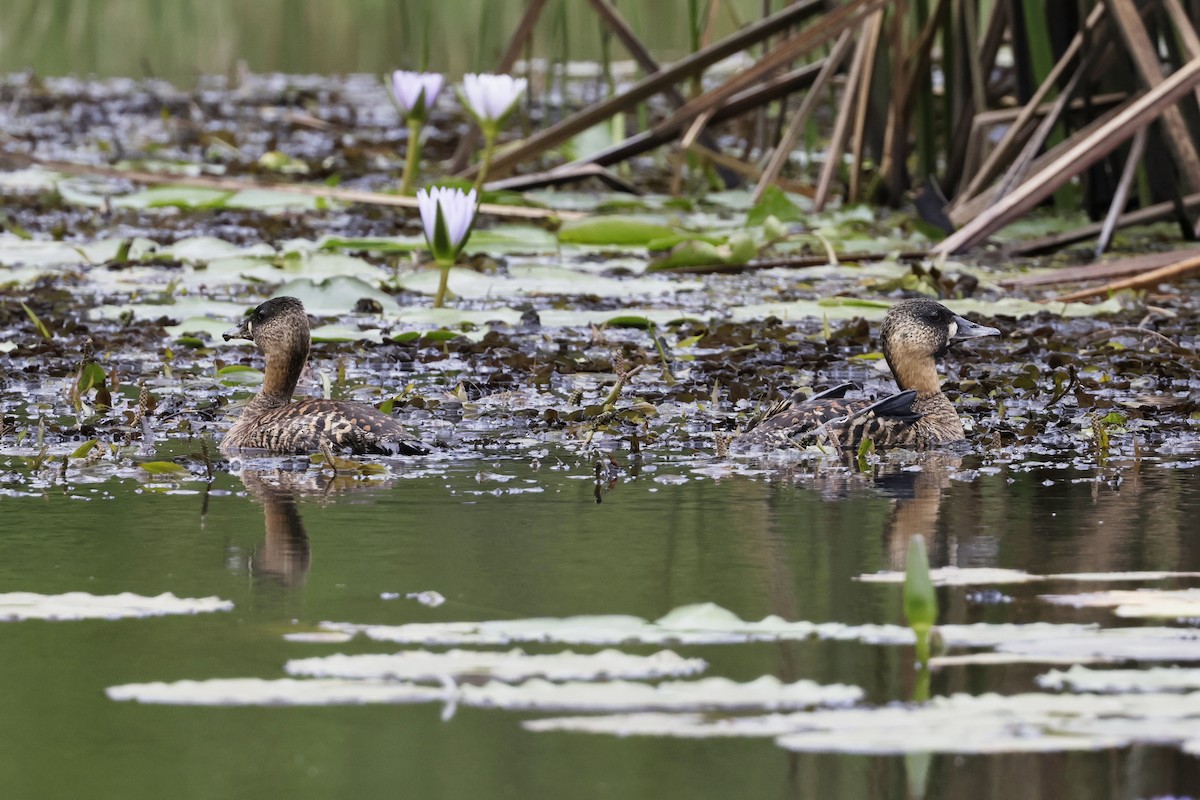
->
[879,298,999,394]
[223,296,310,351]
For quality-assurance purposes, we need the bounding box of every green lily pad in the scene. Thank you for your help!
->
[310,324,383,343]
[746,186,807,226]
[396,264,700,300]
[115,186,234,210]
[275,276,398,315]
[557,215,677,246]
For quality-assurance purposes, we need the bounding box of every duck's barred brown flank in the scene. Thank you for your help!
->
[731,299,1000,452]
[219,297,430,457]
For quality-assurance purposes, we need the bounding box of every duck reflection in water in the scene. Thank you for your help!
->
[235,466,401,588]
[870,452,963,570]
[237,469,314,588]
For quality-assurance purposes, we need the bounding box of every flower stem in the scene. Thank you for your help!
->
[433,258,453,308]
[399,118,424,196]
[472,129,497,194]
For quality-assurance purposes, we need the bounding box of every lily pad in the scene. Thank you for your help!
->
[528,691,1198,755]
[107,678,445,706]
[396,263,699,300]
[1038,664,1200,693]
[459,675,863,712]
[0,591,232,621]
[275,276,398,315]
[557,215,677,246]
[1040,588,1200,618]
[284,648,705,682]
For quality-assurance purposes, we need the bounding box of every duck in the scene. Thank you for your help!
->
[731,298,1000,451]
[220,296,430,456]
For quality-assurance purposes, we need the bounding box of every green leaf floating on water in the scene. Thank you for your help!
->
[648,234,757,271]
[115,186,235,210]
[604,316,655,329]
[557,215,676,245]
[317,235,424,253]
[391,329,464,343]
[139,461,189,475]
[69,440,99,459]
[216,365,264,385]
[746,186,806,226]
[649,240,725,271]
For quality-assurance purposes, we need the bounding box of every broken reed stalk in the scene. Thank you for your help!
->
[459,0,829,180]
[1094,127,1148,257]
[1052,251,1200,302]
[566,61,823,170]
[753,30,853,202]
[1106,0,1200,201]
[813,27,871,211]
[951,4,1107,217]
[847,11,884,203]
[1077,326,1186,351]
[1006,197,1200,256]
[932,54,1200,255]
[1000,248,1200,287]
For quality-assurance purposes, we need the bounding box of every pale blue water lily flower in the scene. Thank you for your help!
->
[416,186,478,307]
[391,70,444,195]
[459,73,527,192]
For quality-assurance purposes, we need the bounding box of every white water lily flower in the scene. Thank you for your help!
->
[461,73,527,123]
[417,186,477,259]
[416,186,478,308]
[391,70,444,118]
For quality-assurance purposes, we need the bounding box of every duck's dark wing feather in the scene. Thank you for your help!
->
[732,387,924,451]
[230,399,430,455]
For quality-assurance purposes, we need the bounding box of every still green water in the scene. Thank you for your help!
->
[2,450,1199,799]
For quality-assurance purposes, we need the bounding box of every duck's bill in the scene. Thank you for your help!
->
[222,321,251,342]
[949,315,1000,341]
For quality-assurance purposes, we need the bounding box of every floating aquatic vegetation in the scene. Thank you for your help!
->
[458,676,863,712]
[1038,665,1200,694]
[106,678,446,706]
[315,602,1092,649]
[284,648,706,683]
[526,691,1200,754]
[107,673,862,712]
[1040,588,1200,619]
[858,568,1200,586]
[0,591,232,621]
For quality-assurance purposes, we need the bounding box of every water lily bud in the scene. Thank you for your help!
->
[460,73,527,131]
[904,534,938,633]
[392,70,444,121]
[416,186,478,264]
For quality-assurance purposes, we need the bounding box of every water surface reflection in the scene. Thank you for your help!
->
[3,451,1200,799]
